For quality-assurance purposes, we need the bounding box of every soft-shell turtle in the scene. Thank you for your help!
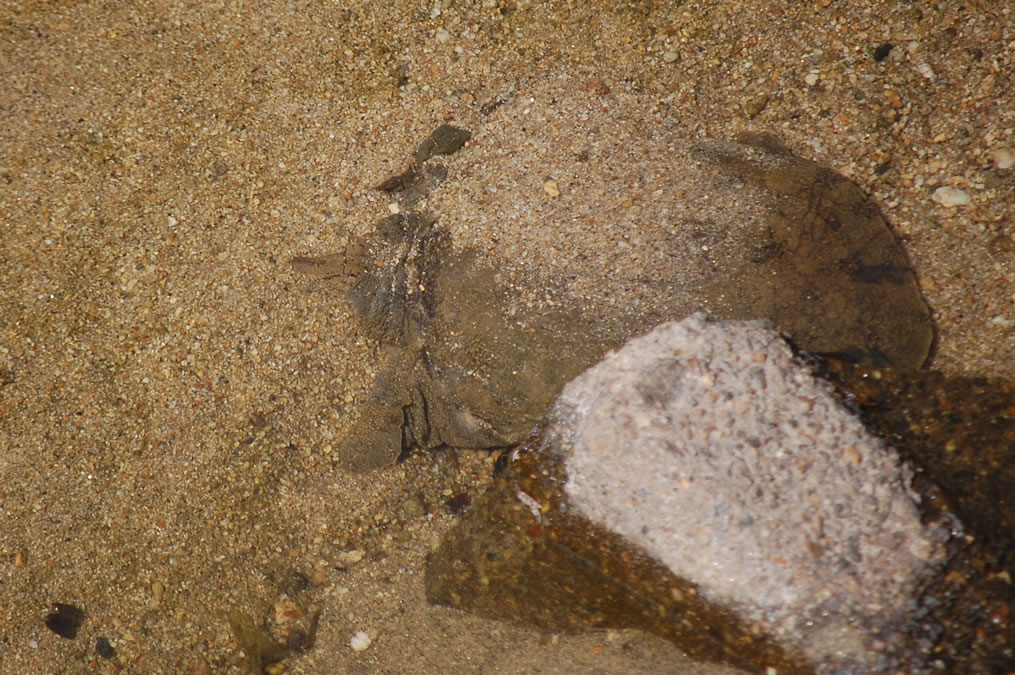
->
[293,126,932,471]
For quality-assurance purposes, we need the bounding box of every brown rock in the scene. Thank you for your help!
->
[426,317,1014,674]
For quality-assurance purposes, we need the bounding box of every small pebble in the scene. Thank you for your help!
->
[883,89,903,110]
[96,637,116,659]
[662,51,678,63]
[152,580,166,606]
[745,94,768,118]
[587,78,610,96]
[274,598,305,627]
[804,70,820,86]
[444,492,472,514]
[543,180,560,198]
[335,549,366,569]
[45,603,85,639]
[873,43,893,61]
[931,186,971,207]
[992,148,1014,170]
[350,630,372,651]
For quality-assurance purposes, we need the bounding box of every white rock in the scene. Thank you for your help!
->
[931,185,971,207]
[992,147,1014,170]
[350,630,372,651]
[552,314,949,673]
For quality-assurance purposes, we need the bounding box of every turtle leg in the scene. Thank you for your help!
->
[335,358,415,473]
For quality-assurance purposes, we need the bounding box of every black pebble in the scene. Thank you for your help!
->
[874,43,894,62]
[44,603,85,639]
[444,492,472,515]
[95,636,116,659]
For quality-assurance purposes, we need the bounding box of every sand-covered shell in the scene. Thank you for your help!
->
[292,125,932,471]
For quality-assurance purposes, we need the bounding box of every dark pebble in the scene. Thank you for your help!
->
[874,43,894,61]
[44,603,85,639]
[96,636,116,659]
[444,492,472,515]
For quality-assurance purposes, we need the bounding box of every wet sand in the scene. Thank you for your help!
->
[2,1,1012,673]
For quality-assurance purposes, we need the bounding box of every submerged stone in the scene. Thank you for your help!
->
[293,124,933,471]
[426,316,1014,673]
[819,358,1015,549]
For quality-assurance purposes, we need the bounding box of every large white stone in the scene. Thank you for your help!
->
[551,314,948,670]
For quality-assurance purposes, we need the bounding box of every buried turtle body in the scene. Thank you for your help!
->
[292,122,932,471]
[295,207,612,470]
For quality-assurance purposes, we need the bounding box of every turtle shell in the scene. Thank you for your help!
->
[293,126,932,471]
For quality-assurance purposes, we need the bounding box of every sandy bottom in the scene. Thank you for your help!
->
[2,1,1012,673]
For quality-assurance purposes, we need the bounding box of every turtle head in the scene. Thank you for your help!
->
[292,213,446,347]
